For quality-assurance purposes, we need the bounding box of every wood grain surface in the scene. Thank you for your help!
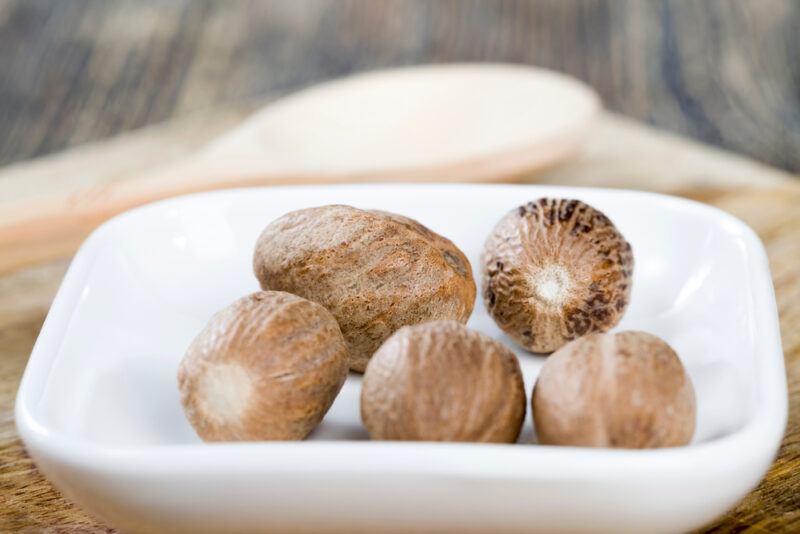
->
[0,106,799,531]
[1,0,799,173]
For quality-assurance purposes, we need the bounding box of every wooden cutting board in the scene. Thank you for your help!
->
[0,108,798,533]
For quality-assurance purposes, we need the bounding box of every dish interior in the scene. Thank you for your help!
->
[36,185,758,447]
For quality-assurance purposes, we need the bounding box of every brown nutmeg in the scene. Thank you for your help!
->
[253,205,476,372]
[532,331,696,448]
[361,321,526,443]
[178,291,348,441]
[482,198,633,353]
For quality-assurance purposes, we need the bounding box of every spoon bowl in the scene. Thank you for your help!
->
[0,63,599,264]
[202,63,599,180]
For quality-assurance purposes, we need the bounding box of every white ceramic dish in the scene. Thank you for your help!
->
[16,184,786,534]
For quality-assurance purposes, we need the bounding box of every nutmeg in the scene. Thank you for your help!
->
[482,198,633,353]
[253,205,476,372]
[361,321,526,443]
[178,291,348,441]
[532,331,696,448]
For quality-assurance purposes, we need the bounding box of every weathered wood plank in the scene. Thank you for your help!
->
[0,0,798,172]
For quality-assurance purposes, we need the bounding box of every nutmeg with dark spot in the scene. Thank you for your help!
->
[482,198,633,353]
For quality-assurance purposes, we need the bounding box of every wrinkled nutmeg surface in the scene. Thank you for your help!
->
[178,291,348,441]
[482,198,633,353]
[361,321,526,443]
[253,205,476,372]
[532,331,696,448]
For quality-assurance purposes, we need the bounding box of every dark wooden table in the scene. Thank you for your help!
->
[0,0,799,173]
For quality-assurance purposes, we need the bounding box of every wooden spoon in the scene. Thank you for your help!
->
[0,63,599,267]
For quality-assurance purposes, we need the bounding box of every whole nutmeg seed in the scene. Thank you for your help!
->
[532,331,696,448]
[253,205,476,372]
[482,198,633,353]
[361,321,526,443]
[178,291,348,441]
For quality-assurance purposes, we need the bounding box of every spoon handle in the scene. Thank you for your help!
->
[0,155,307,272]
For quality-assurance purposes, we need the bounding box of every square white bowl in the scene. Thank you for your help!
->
[16,184,786,534]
